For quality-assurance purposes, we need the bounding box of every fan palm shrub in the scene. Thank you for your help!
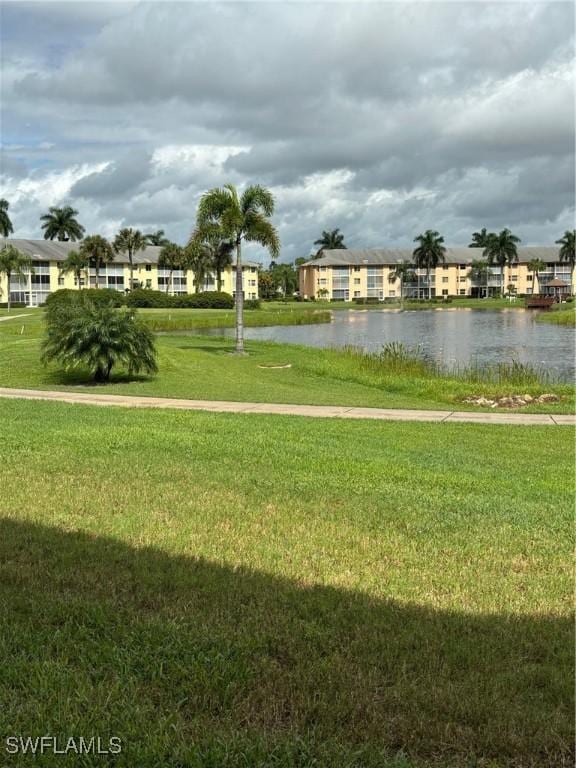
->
[42,298,157,383]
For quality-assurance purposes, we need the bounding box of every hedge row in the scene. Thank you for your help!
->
[44,288,234,310]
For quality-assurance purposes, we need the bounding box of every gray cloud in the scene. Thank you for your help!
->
[1,1,574,258]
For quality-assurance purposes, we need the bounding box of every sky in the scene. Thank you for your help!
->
[0,0,574,264]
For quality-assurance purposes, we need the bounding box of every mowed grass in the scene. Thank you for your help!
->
[0,311,574,413]
[0,398,573,767]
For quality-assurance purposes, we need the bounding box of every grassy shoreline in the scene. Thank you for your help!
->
[536,306,576,327]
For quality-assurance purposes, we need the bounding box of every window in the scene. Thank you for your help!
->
[459,289,466,295]
[459,276,466,282]
[366,266,383,298]
[442,289,449,296]
[389,290,395,297]
[354,278,361,285]
[318,278,327,286]
[442,264,449,270]
[319,266,327,272]
[527,274,533,281]
[145,264,152,272]
[511,275,517,282]
[353,266,361,272]
[442,276,449,283]
[145,279,152,288]
[249,280,256,287]
[353,290,361,298]
[58,277,65,286]
[459,264,466,270]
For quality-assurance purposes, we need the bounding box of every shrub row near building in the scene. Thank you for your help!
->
[44,288,238,311]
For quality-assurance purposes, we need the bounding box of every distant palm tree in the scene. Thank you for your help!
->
[196,184,280,354]
[482,229,521,297]
[389,260,416,308]
[527,258,546,295]
[80,235,114,288]
[0,244,33,311]
[0,199,14,237]
[556,230,575,294]
[185,242,214,294]
[113,228,146,291]
[313,228,347,257]
[144,229,170,247]
[413,230,446,300]
[60,249,89,289]
[189,224,234,291]
[158,243,185,294]
[469,228,493,248]
[40,206,85,242]
[467,259,490,298]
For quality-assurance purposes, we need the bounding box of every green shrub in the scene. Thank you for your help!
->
[45,288,125,310]
[173,292,234,309]
[0,302,26,309]
[125,289,171,308]
[244,299,261,310]
[42,298,157,382]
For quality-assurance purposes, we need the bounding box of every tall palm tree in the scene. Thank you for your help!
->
[0,199,14,237]
[527,258,546,295]
[482,229,521,297]
[413,230,446,300]
[556,230,575,294]
[40,206,85,242]
[468,228,493,248]
[80,235,114,288]
[185,242,214,294]
[389,260,416,308]
[113,228,146,291]
[0,244,33,311]
[60,249,89,289]
[196,184,280,354]
[158,243,185,294]
[189,224,234,291]
[313,228,347,257]
[467,259,490,298]
[144,229,170,247]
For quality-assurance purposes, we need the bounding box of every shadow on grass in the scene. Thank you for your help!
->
[0,518,572,767]
[41,368,154,387]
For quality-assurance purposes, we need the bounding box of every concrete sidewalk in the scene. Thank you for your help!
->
[0,387,573,425]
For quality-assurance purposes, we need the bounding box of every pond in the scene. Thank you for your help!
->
[196,309,576,382]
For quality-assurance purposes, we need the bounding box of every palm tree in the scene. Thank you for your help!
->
[79,235,114,288]
[185,242,214,294]
[482,229,521,297]
[271,263,298,297]
[196,184,280,354]
[0,199,14,237]
[469,228,493,248]
[40,206,85,242]
[555,230,575,294]
[413,230,446,300]
[527,258,546,295]
[144,230,170,247]
[467,260,490,298]
[389,260,416,308]
[313,228,347,257]
[158,243,185,294]
[113,228,146,291]
[42,300,157,383]
[0,244,33,311]
[189,224,234,291]
[60,249,89,289]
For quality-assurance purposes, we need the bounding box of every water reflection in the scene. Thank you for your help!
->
[196,309,576,381]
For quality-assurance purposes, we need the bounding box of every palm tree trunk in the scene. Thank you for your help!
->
[129,254,134,292]
[168,270,173,295]
[95,262,100,289]
[427,267,431,301]
[399,276,404,310]
[216,268,222,292]
[235,238,244,354]
[6,269,11,312]
[500,265,504,298]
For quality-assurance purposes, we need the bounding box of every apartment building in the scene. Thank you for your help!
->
[0,239,259,306]
[298,247,574,301]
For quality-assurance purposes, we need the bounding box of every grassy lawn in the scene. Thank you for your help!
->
[0,398,573,766]
[0,314,574,412]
